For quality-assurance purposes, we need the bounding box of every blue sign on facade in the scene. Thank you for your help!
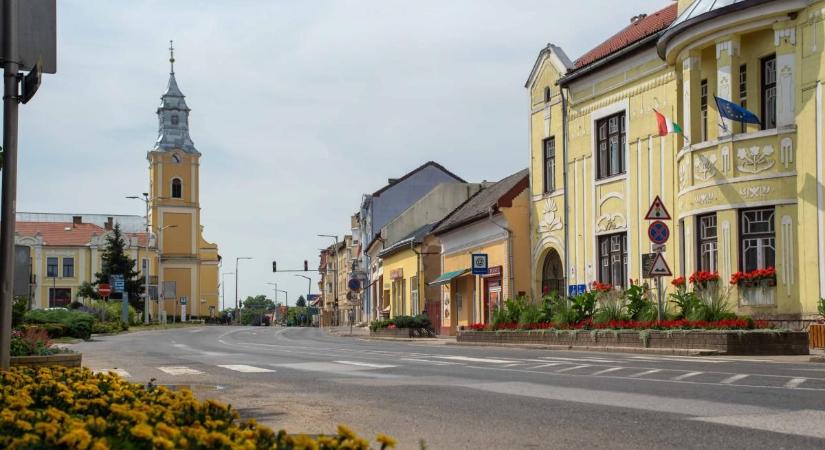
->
[567,284,587,297]
[110,275,125,293]
[647,220,670,245]
[471,253,488,275]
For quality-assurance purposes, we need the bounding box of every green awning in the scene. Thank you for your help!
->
[428,269,469,286]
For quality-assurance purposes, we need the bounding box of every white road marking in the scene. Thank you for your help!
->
[784,377,807,389]
[720,374,749,384]
[591,367,624,376]
[435,356,515,364]
[501,363,524,368]
[672,371,703,381]
[555,365,591,373]
[627,369,662,378]
[158,366,203,376]
[218,364,275,373]
[538,356,617,363]
[399,358,453,365]
[96,368,131,378]
[527,363,565,370]
[333,361,397,369]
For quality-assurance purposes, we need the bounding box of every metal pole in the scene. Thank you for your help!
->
[143,195,150,324]
[656,276,664,322]
[0,0,20,370]
[234,258,239,324]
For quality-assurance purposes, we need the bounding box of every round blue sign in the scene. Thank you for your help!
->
[648,220,670,245]
[348,279,361,291]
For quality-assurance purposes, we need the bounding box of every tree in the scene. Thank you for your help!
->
[240,295,276,325]
[76,282,99,302]
[296,296,307,307]
[94,224,144,311]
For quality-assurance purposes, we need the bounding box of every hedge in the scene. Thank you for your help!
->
[23,310,95,340]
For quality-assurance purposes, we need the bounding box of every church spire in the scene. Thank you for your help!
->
[153,41,199,155]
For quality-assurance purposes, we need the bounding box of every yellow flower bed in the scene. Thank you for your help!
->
[0,366,396,450]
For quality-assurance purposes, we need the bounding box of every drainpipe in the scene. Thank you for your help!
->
[488,207,514,301]
[561,86,570,292]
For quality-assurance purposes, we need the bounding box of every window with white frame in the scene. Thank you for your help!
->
[697,213,717,272]
[740,207,775,272]
[761,55,776,130]
[47,257,58,278]
[62,257,75,278]
[700,79,708,141]
[410,276,419,315]
[543,137,556,193]
[598,232,627,288]
[739,64,748,133]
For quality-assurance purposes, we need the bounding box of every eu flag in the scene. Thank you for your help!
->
[714,96,761,125]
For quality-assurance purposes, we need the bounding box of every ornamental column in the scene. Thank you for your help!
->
[716,36,740,136]
[681,52,701,145]
[774,24,796,130]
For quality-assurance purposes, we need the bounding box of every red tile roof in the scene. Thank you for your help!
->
[16,221,150,247]
[574,4,677,70]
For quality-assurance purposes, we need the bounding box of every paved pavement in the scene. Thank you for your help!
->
[70,326,825,449]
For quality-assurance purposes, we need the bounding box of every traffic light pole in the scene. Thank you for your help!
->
[0,0,19,370]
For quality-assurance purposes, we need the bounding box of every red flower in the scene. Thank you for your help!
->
[590,281,613,293]
[671,276,686,287]
[689,271,719,284]
[730,267,777,285]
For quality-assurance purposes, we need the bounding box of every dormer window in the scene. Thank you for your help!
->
[544,87,552,103]
[171,114,179,125]
[171,178,182,198]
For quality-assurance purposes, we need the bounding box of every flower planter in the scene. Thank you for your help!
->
[810,324,825,349]
[740,282,776,306]
[10,353,81,368]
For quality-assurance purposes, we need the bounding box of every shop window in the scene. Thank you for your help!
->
[598,232,627,288]
[543,137,556,193]
[62,257,74,278]
[739,207,775,272]
[761,55,776,130]
[46,257,58,278]
[171,178,182,199]
[49,288,71,308]
[697,214,717,272]
[700,79,708,141]
[596,112,625,180]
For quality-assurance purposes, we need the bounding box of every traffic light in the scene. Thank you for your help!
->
[304,260,308,271]
[272,261,277,272]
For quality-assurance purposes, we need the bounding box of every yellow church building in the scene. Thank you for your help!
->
[529,0,825,324]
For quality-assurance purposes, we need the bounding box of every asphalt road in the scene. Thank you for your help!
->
[70,326,825,449]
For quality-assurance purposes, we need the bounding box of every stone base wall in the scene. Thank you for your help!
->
[457,330,809,355]
[11,353,82,368]
[370,328,412,338]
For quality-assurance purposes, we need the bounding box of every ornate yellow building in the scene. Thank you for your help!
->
[529,0,825,323]
[149,46,220,318]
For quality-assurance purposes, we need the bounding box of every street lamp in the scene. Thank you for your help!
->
[234,257,252,324]
[153,224,176,323]
[318,235,339,325]
[266,282,278,304]
[126,194,151,324]
[294,274,312,306]
[221,272,234,311]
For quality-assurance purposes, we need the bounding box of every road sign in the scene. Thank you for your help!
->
[471,253,488,275]
[651,243,666,253]
[97,283,111,298]
[641,253,656,279]
[110,275,125,293]
[348,278,361,291]
[567,284,587,297]
[648,220,670,244]
[646,253,673,277]
[179,297,187,305]
[644,195,671,220]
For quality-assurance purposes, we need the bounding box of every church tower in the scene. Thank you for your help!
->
[147,42,220,318]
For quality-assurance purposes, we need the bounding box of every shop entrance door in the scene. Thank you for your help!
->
[483,278,501,325]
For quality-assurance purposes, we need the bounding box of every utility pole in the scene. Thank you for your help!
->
[0,0,19,370]
[234,257,251,324]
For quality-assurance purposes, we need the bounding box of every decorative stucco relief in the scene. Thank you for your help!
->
[695,193,716,205]
[539,198,563,233]
[678,158,689,190]
[694,154,717,181]
[737,145,775,174]
[739,185,772,199]
[720,146,731,173]
[596,213,626,232]
[780,138,794,168]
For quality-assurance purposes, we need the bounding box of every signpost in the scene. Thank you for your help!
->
[97,283,111,299]
[643,197,672,321]
[471,254,488,276]
[110,275,128,324]
[180,297,187,322]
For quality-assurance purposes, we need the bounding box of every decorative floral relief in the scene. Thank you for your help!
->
[740,185,772,199]
[678,159,689,190]
[596,213,625,232]
[737,145,775,174]
[539,198,562,233]
[780,138,793,169]
[695,193,716,205]
[720,146,731,173]
[694,154,718,181]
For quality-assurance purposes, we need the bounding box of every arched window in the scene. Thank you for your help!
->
[544,86,552,103]
[541,249,565,297]
[171,178,182,199]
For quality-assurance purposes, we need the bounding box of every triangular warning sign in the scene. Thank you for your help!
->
[645,195,671,220]
[647,253,672,277]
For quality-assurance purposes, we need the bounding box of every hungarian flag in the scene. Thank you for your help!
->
[653,109,682,137]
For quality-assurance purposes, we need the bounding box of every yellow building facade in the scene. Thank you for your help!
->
[149,50,220,319]
[530,0,825,323]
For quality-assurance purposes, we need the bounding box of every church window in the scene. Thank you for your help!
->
[171,178,182,199]
[171,114,179,125]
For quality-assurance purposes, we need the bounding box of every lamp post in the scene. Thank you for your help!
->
[234,257,252,325]
[294,274,311,305]
[221,272,234,311]
[127,194,151,323]
[318,235,339,325]
[154,224,176,323]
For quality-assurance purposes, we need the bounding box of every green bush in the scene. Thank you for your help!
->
[570,292,597,322]
[23,309,95,340]
[551,297,578,326]
[688,285,735,322]
[625,282,654,320]
[670,289,702,319]
[12,296,29,327]
[92,321,128,334]
[818,298,825,318]
[518,304,544,326]
[594,291,629,324]
[411,314,432,330]
[369,319,393,331]
[87,299,138,325]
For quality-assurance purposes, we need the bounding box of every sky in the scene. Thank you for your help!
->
[16,0,665,308]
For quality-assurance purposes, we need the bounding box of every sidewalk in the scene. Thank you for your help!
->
[325,324,370,337]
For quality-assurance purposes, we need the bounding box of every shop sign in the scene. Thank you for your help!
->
[481,265,502,278]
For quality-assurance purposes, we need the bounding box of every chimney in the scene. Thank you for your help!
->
[104,217,113,231]
[388,178,398,184]
[631,13,647,23]
[72,216,82,226]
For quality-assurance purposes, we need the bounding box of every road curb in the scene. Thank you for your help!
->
[448,341,720,356]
